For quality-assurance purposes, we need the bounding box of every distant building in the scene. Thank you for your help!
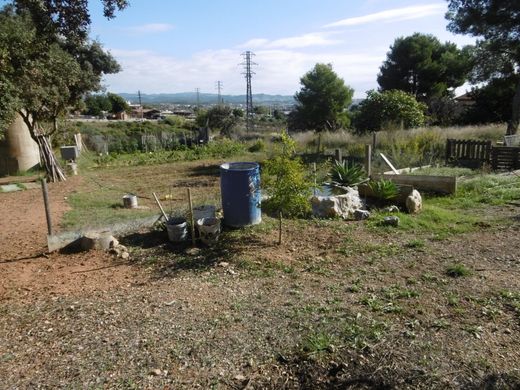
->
[454,93,475,107]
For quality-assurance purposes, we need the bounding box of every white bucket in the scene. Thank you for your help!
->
[123,194,138,209]
[196,217,221,245]
[193,205,216,221]
[166,217,188,242]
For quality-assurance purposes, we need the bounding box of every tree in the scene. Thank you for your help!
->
[107,93,129,114]
[84,94,112,116]
[196,106,237,136]
[14,0,128,44]
[289,63,354,132]
[378,33,471,104]
[446,0,520,134]
[0,1,125,180]
[462,76,518,124]
[352,90,427,133]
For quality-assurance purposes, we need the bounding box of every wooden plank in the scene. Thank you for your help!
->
[372,173,457,194]
[383,165,431,175]
[380,153,399,174]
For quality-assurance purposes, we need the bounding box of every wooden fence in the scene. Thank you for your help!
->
[491,147,520,171]
[446,139,520,171]
[445,139,492,168]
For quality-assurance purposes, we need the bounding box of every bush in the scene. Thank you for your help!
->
[248,139,266,153]
[262,130,313,217]
[353,90,427,133]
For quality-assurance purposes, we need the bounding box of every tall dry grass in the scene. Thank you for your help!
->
[292,123,507,169]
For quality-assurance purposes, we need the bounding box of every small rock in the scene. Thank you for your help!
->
[218,262,229,268]
[185,247,201,256]
[227,269,237,275]
[117,245,127,252]
[385,205,399,213]
[109,238,119,248]
[234,374,247,381]
[149,368,162,376]
[406,189,422,214]
[109,247,121,256]
[120,252,130,260]
[354,209,371,220]
[382,216,400,227]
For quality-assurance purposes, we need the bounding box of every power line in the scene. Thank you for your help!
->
[241,51,257,131]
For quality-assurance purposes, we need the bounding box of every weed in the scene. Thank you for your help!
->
[464,325,483,339]
[382,285,420,300]
[447,293,460,306]
[446,263,472,278]
[431,319,450,330]
[405,239,426,249]
[343,315,388,350]
[303,331,336,354]
[360,294,384,312]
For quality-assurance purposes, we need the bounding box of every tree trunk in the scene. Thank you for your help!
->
[506,79,520,135]
[19,111,67,182]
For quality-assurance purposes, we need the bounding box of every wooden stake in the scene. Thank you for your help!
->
[152,192,169,222]
[313,162,317,197]
[334,148,342,163]
[187,188,196,246]
[41,179,53,235]
[278,212,282,245]
[364,144,372,178]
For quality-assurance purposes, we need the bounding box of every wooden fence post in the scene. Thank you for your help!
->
[364,145,372,177]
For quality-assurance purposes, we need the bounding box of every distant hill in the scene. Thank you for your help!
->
[118,92,296,106]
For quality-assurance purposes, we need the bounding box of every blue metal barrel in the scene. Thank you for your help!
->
[220,162,261,227]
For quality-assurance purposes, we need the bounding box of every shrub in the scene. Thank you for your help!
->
[352,90,427,133]
[248,139,265,153]
[262,130,313,217]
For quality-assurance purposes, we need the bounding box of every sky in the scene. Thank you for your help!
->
[88,1,474,98]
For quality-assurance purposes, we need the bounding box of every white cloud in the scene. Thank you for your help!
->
[123,23,174,34]
[104,48,383,98]
[324,3,445,28]
[239,32,341,49]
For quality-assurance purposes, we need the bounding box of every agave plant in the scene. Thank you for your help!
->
[327,160,367,188]
[368,179,399,201]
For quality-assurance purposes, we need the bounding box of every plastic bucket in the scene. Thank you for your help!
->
[196,217,221,245]
[220,162,261,227]
[166,217,188,242]
[123,194,138,209]
[193,205,216,221]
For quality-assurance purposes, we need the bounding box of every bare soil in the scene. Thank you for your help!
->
[1,173,520,389]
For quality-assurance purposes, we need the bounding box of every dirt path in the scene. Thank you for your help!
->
[0,177,142,302]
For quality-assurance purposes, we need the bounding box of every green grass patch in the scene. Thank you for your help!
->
[62,190,156,229]
[446,263,472,278]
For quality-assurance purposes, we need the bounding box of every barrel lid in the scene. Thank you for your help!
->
[220,162,259,171]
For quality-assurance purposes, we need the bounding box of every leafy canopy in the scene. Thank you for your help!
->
[0,3,121,134]
[378,33,471,102]
[290,63,354,132]
[352,90,427,133]
[446,0,520,133]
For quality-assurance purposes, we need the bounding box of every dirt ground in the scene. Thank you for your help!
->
[0,177,141,302]
[1,176,520,389]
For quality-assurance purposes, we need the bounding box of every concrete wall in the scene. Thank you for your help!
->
[0,114,40,176]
